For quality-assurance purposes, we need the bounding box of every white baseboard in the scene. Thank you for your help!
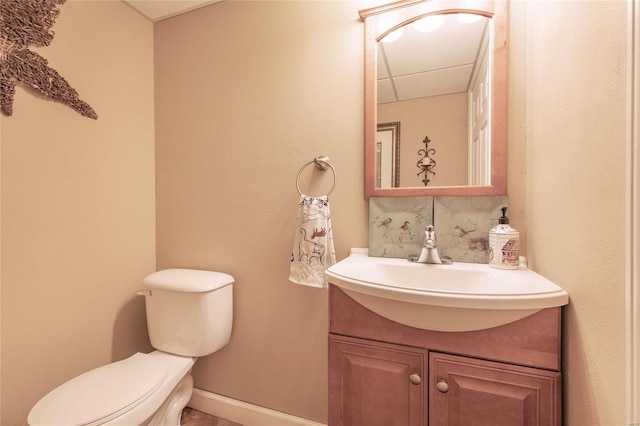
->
[187,388,327,426]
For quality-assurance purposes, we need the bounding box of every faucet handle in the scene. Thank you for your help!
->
[425,225,436,240]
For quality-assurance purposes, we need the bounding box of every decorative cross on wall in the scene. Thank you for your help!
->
[417,135,436,186]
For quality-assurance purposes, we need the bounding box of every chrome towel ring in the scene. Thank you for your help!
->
[296,155,337,196]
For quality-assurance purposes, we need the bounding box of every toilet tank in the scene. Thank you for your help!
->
[142,269,234,357]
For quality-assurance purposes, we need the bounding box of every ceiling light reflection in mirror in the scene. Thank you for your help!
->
[377,13,489,108]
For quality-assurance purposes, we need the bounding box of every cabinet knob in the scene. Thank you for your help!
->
[409,373,422,385]
[436,380,449,393]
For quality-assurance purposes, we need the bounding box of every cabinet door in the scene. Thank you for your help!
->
[429,352,561,426]
[329,335,427,426]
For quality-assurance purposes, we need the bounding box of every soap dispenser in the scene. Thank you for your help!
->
[489,207,520,269]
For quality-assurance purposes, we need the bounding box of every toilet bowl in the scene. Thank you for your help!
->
[28,269,234,426]
[28,352,194,426]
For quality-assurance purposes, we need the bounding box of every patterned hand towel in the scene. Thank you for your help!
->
[289,195,336,288]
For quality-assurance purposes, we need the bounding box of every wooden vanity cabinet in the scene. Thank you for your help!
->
[328,285,562,426]
[429,352,560,425]
[329,336,427,426]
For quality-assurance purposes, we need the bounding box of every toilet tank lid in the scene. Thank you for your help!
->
[144,268,234,292]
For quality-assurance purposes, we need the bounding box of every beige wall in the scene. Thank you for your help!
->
[154,1,369,421]
[0,0,629,425]
[156,1,628,424]
[378,93,468,187]
[510,1,627,424]
[0,1,156,424]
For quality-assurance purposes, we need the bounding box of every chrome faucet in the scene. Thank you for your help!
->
[413,225,451,264]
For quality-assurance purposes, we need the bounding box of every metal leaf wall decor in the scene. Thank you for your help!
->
[0,0,98,119]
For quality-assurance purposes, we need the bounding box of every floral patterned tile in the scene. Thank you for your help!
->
[369,197,434,258]
[434,196,508,263]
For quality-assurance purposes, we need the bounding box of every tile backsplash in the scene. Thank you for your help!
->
[369,195,508,263]
[369,196,434,258]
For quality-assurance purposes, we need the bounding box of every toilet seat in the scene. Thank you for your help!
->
[28,353,168,426]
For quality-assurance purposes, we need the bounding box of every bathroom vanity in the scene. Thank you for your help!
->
[328,285,562,425]
[325,249,567,426]
[336,0,565,420]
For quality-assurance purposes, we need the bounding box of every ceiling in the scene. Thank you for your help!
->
[121,2,488,104]
[123,0,222,22]
[377,14,490,104]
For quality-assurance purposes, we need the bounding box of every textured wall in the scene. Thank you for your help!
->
[154,1,369,421]
[155,0,629,423]
[514,1,628,424]
[0,1,156,424]
[0,0,626,424]
[377,93,468,187]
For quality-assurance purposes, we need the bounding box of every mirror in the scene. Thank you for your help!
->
[361,0,508,198]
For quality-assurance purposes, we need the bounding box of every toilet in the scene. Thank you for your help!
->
[28,268,234,426]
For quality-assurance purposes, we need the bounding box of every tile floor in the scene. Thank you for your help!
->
[181,407,243,426]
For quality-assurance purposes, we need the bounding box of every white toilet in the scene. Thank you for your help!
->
[28,268,234,426]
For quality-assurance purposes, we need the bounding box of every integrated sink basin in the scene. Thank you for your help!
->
[325,248,569,332]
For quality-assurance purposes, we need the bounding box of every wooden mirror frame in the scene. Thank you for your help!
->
[361,0,508,198]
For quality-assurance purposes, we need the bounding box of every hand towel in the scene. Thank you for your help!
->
[289,195,336,288]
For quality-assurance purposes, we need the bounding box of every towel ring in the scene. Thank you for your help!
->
[296,156,336,196]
